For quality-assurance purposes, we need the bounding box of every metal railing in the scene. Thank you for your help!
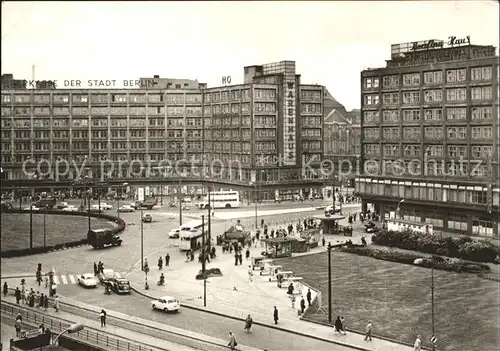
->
[1,301,159,351]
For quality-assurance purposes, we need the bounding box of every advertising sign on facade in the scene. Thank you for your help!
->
[137,188,145,202]
[283,77,297,166]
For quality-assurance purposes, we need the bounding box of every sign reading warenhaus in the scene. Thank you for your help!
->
[283,76,297,166]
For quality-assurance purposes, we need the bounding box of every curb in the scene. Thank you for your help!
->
[0,274,36,279]
[131,285,373,351]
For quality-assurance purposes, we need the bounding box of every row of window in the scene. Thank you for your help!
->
[364,86,493,105]
[363,126,493,140]
[364,107,493,123]
[1,93,205,104]
[363,66,494,89]
[363,160,491,178]
[358,183,494,207]
[363,144,493,158]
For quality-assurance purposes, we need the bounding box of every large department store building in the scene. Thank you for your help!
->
[357,37,499,238]
[0,61,325,199]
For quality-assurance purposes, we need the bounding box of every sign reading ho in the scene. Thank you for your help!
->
[222,76,232,85]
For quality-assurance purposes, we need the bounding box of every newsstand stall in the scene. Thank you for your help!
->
[312,214,346,235]
[261,237,297,258]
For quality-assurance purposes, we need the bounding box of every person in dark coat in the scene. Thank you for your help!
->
[15,287,21,304]
[3,282,8,297]
[100,309,107,327]
[306,288,312,306]
[273,306,279,324]
[300,297,306,314]
[245,249,250,260]
[158,257,163,270]
[165,254,170,266]
[334,316,345,335]
[93,262,98,276]
[43,295,49,310]
[239,253,243,265]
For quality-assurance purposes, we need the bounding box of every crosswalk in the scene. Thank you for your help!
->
[26,272,129,285]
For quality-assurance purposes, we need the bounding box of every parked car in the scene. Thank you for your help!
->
[77,273,98,288]
[90,204,103,212]
[62,205,78,212]
[34,198,57,209]
[168,228,180,239]
[99,203,113,210]
[55,202,69,209]
[24,205,40,211]
[117,205,135,213]
[142,213,152,223]
[151,295,180,312]
[98,269,116,284]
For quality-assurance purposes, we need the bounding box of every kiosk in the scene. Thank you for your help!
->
[312,214,346,235]
[262,237,297,258]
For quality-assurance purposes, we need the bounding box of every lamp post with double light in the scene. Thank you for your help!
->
[116,182,128,218]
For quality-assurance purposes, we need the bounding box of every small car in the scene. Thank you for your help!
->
[55,202,69,209]
[98,268,116,284]
[110,272,131,294]
[142,213,152,223]
[168,228,180,239]
[99,203,113,210]
[62,205,78,212]
[24,205,40,211]
[151,295,180,312]
[117,205,135,213]
[77,273,98,288]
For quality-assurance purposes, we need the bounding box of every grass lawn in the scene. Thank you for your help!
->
[274,251,500,351]
[0,213,115,251]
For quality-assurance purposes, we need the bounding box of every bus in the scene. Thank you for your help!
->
[178,220,208,251]
[198,190,240,209]
[386,218,434,235]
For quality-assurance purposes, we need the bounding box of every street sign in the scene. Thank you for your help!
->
[430,335,437,344]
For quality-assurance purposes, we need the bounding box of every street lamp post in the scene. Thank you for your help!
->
[52,323,84,346]
[201,215,207,307]
[207,188,212,254]
[431,260,436,351]
[87,190,91,233]
[179,176,183,226]
[327,242,332,323]
[396,199,405,219]
[254,182,258,230]
[140,207,144,271]
[29,203,33,249]
[43,207,46,248]
[117,182,128,219]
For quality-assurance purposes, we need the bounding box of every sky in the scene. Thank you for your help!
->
[1,1,499,110]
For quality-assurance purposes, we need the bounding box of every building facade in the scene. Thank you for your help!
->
[0,61,324,199]
[357,38,499,238]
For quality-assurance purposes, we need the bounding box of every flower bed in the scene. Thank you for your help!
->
[338,245,490,274]
[372,228,499,263]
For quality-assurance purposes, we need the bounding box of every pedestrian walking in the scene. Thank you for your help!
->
[165,254,170,266]
[341,317,347,334]
[300,297,306,314]
[93,262,98,276]
[227,331,237,350]
[306,288,312,306]
[244,314,253,332]
[291,295,296,309]
[414,335,422,351]
[364,321,372,341]
[38,293,44,308]
[273,306,279,324]
[43,295,49,311]
[100,309,107,327]
[15,287,21,304]
[54,295,60,312]
[15,318,22,338]
[334,316,346,335]
[3,282,8,297]
[238,254,243,265]
[248,266,253,282]
[245,248,250,260]
[158,257,163,270]
[44,275,48,288]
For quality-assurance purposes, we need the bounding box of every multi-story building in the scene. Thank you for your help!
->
[0,61,325,200]
[357,37,499,238]
[323,89,361,190]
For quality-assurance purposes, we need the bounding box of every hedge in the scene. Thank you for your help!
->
[372,229,499,263]
[338,245,490,274]
[0,209,126,258]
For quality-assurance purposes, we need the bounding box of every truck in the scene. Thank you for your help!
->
[87,229,122,249]
[222,220,251,244]
[132,197,158,210]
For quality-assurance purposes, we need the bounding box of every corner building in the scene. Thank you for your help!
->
[0,61,324,199]
[357,38,499,238]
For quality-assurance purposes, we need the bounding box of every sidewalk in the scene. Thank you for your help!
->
[127,237,414,351]
[1,292,257,351]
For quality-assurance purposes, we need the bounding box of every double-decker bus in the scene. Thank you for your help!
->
[198,190,240,209]
[178,220,208,251]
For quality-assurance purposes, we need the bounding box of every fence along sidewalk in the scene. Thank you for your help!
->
[1,300,162,351]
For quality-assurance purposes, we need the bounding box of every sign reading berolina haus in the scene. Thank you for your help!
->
[283,76,296,166]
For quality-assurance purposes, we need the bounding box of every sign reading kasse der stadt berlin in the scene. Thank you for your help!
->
[283,77,296,166]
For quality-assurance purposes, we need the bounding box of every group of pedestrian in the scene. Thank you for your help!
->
[157,254,171,270]
[94,261,105,275]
